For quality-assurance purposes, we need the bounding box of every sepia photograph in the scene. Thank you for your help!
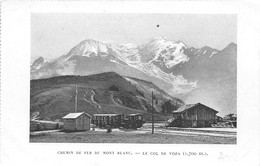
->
[30,13,237,144]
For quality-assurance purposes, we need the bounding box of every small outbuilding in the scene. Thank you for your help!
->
[62,112,92,131]
[170,103,218,128]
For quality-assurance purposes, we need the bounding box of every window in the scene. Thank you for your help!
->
[137,115,142,120]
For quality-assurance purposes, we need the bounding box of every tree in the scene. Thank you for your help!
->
[109,85,119,91]
[161,100,178,113]
[224,113,237,121]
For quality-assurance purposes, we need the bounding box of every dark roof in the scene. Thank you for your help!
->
[63,112,92,119]
[92,114,120,117]
[173,103,218,113]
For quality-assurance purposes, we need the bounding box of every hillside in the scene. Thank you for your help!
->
[30,72,184,121]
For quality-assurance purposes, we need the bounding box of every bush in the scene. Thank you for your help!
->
[161,100,178,113]
[109,85,119,91]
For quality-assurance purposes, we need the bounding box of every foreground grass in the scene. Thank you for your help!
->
[30,131,236,144]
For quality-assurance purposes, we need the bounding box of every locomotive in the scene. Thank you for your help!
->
[91,113,145,129]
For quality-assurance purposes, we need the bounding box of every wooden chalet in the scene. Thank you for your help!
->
[171,103,218,128]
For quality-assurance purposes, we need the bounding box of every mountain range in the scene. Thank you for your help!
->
[31,37,237,116]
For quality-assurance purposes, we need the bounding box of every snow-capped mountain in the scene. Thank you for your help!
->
[115,37,194,94]
[172,42,237,82]
[116,43,140,63]
[30,56,50,72]
[116,37,189,68]
[63,39,119,60]
[139,37,188,67]
[31,37,237,116]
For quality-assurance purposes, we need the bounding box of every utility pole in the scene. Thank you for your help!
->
[152,92,154,134]
[75,85,78,113]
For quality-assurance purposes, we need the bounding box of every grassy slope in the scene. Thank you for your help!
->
[30,72,182,121]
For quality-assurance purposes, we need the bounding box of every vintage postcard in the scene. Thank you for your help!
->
[29,13,237,144]
[1,1,260,166]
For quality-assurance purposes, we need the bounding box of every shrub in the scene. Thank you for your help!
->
[109,85,119,91]
[161,100,178,113]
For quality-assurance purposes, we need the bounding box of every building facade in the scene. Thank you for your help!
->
[62,112,92,131]
[171,103,218,128]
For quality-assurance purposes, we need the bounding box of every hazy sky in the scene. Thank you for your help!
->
[32,14,236,59]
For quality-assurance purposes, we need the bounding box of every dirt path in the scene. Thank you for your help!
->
[110,93,147,113]
[110,93,121,106]
[90,90,101,108]
[81,91,101,108]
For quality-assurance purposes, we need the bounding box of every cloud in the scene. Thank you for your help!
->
[127,62,197,95]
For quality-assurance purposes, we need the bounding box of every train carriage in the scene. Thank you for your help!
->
[92,114,123,128]
[91,113,145,129]
[122,113,145,129]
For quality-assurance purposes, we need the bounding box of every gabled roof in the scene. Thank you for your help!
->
[174,104,197,113]
[63,112,92,119]
[173,103,218,113]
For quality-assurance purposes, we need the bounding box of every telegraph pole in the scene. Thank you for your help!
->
[152,92,154,134]
[75,85,78,113]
